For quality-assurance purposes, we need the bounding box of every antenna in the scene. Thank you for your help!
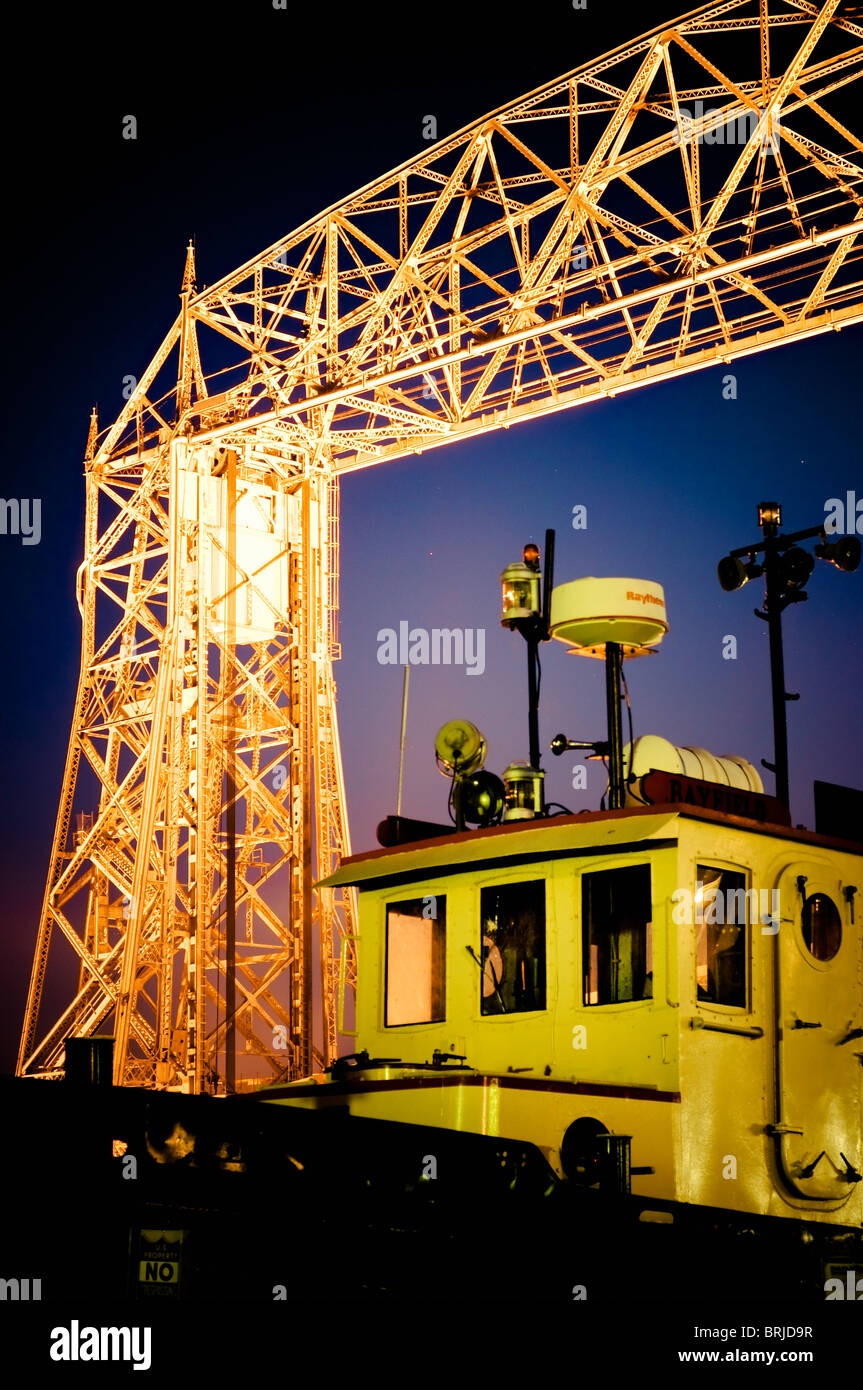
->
[396,664,410,817]
[548,577,668,809]
[499,528,555,809]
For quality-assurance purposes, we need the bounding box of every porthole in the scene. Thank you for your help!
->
[801,893,841,962]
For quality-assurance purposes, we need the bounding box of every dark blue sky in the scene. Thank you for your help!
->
[1,0,860,1075]
[337,349,862,846]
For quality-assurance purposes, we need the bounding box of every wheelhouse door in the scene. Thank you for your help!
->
[774,858,861,1203]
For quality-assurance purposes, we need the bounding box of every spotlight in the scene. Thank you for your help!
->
[814,534,861,573]
[434,719,486,776]
[717,554,763,592]
[460,770,505,827]
[434,720,503,830]
[778,546,814,590]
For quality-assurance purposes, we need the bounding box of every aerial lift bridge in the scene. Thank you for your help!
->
[17,0,863,1091]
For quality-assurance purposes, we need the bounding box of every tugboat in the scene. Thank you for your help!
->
[256,511,863,1298]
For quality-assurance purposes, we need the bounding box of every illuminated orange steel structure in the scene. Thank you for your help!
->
[18,0,863,1089]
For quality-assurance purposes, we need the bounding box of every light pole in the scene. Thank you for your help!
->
[717,501,860,810]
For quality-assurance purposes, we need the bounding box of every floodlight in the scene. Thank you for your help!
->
[717,554,763,591]
[434,719,486,776]
[814,534,861,573]
[460,770,505,827]
[778,546,814,590]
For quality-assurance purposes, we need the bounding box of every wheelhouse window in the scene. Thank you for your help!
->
[582,864,652,1005]
[479,880,545,1015]
[695,866,747,1008]
[385,897,445,1026]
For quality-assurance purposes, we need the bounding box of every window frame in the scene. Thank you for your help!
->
[580,860,654,1009]
[382,892,447,1028]
[692,860,752,1014]
[476,876,548,1019]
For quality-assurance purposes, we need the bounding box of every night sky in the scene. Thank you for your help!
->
[1,0,860,1077]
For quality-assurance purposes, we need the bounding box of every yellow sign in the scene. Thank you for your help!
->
[138,1258,178,1284]
[137,1230,183,1290]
